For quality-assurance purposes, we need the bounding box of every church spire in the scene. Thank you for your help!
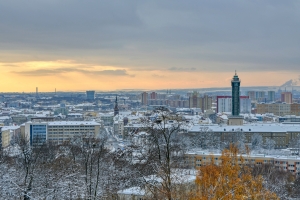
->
[114,95,119,116]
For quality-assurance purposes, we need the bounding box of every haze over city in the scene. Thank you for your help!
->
[1,1,300,92]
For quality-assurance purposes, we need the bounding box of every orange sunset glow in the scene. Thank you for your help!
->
[0,60,297,92]
[0,1,300,92]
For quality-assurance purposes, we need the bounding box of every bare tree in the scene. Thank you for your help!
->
[265,138,276,151]
[221,128,246,151]
[183,127,221,151]
[134,107,187,200]
[251,133,263,151]
[68,134,108,199]
[289,134,300,155]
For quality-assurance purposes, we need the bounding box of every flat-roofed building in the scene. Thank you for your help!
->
[24,121,101,146]
[47,121,100,144]
[291,103,300,116]
[188,124,300,149]
[257,103,292,116]
[185,151,300,175]
[270,103,290,116]
[25,122,48,146]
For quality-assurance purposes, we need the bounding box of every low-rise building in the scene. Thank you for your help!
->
[185,151,300,175]
[24,121,101,146]
[257,103,300,116]
[100,113,114,126]
[188,124,300,149]
[1,129,11,148]
[1,125,21,147]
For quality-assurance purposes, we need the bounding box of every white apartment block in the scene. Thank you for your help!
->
[23,121,101,145]
[217,96,251,114]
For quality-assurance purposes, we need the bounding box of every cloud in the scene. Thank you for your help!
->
[152,74,165,78]
[1,0,300,74]
[168,67,196,72]
[93,69,134,77]
[12,67,133,77]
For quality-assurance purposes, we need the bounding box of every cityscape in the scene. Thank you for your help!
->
[1,1,300,200]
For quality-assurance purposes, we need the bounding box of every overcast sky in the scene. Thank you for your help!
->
[0,0,300,92]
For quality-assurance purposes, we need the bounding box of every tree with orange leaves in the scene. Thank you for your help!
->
[190,145,279,200]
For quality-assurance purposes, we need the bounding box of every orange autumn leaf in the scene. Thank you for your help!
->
[190,145,279,200]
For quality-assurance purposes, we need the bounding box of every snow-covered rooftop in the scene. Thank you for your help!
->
[26,121,100,126]
[117,187,145,196]
[48,121,100,126]
[189,124,300,133]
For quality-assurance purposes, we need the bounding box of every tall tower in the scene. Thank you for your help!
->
[228,71,243,126]
[231,71,240,116]
[114,96,119,116]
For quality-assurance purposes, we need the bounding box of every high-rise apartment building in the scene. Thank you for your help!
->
[281,92,292,104]
[267,91,275,102]
[201,94,213,112]
[141,92,148,106]
[86,90,95,100]
[189,91,200,108]
[247,91,266,102]
[247,91,256,100]
[256,91,266,102]
[150,92,158,100]
[188,92,212,112]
